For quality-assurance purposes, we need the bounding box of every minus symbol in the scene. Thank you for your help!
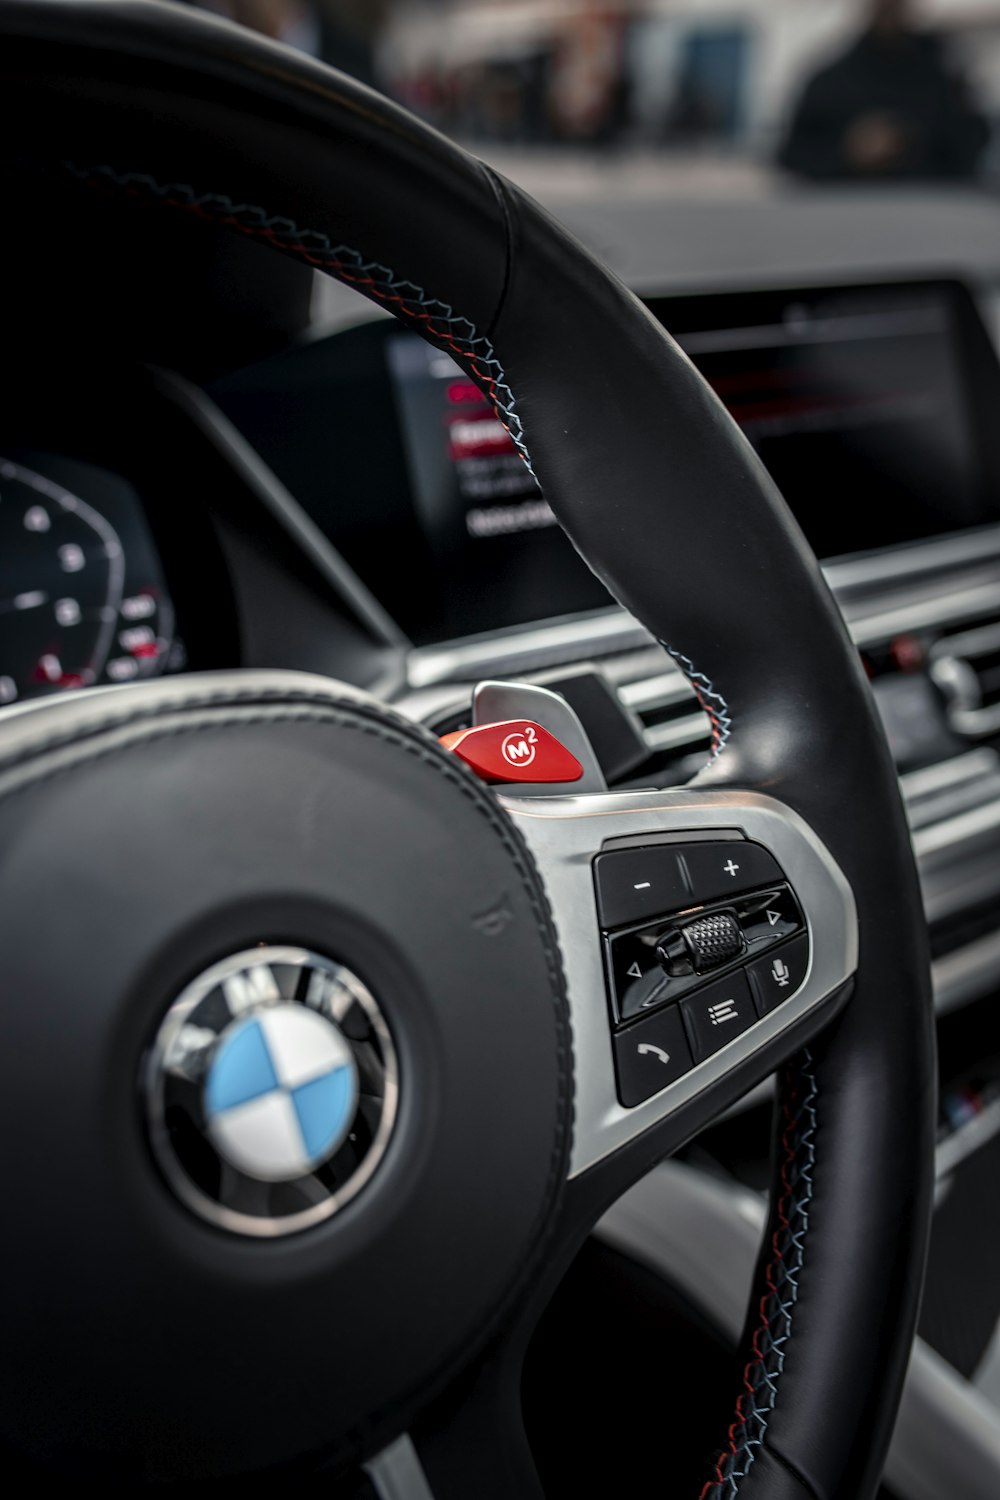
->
[633,881,651,890]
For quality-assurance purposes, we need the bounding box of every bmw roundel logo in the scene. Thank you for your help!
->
[204,1006,359,1181]
[144,947,398,1236]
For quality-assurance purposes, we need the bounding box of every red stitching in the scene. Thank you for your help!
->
[73,168,519,451]
[700,1070,811,1497]
[71,163,733,771]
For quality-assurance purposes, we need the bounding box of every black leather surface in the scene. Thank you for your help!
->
[0,676,570,1479]
[0,3,936,1494]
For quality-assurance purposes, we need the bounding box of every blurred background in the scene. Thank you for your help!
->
[181,0,1000,197]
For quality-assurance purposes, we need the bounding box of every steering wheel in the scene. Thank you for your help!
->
[0,5,936,1496]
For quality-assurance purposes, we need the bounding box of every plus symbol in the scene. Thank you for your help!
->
[723,859,740,878]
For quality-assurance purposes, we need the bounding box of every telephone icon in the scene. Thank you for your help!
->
[636,1043,671,1065]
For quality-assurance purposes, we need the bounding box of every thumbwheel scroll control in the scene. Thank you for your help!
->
[658,910,745,976]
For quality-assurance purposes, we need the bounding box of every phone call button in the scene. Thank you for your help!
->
[613,1004,694,1108]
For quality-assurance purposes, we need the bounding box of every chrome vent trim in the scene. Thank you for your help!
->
[617,671,694,714]
[931,614,1000,739]
[901,749,1000,833]
[613,658,711,761]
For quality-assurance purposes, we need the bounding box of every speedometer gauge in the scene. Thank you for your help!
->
[0,455,178,705]
[0,458,124,698]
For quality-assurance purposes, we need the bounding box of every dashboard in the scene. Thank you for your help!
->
[210,278,1000,646]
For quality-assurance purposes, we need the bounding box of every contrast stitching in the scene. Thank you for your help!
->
[62,161,732,765]
[700,1052,818,1498]
[62,162,535,480]
[663,645,732,765]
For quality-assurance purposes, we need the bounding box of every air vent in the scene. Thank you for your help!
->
[606,648,712,776]
[931,617,1000,738]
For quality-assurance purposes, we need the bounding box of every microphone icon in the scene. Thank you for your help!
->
[771,957,791,987]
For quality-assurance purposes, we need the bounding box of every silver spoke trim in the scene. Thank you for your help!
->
[503,786,858,1178]
[364,1434,437,1500]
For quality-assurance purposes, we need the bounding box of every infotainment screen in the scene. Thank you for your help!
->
[210,280,1000,646]
[385,334,605,637]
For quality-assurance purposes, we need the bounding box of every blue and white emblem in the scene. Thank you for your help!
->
[144,946,398,1237]
[205,1006,359,1181]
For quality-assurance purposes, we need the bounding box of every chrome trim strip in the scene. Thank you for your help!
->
[901,750,1000,803]
[933,928,1000,1017]
[502,787,857,1178]
[643,711,711,753]
[933,618,1000,661]
[823,525,1000,592]
[406,530,1000,689]
[407,610,653,689]
[364,1435,437,1500]
[618,671,693,712]
[913,799,1000,860]
[936,1097,1000,1180]
[847,580,1000,650]
[975,1322,1000,1410]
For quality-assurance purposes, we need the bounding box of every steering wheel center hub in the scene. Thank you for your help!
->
[0,675,571,1477]
[146,946,395,1233]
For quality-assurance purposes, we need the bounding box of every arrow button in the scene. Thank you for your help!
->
[736,886,802,949]
[608,929,672,1021]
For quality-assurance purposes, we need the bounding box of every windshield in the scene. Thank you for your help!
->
[185,1,1000,197]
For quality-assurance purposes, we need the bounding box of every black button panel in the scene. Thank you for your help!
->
[748,934,810,1016]
[612,1005,694,1107]
[736,886,801,951]
[681,971,757,1062]
[597,838,810,1108]
[593,846,689,928]
[678,909,745,972]
[681,841,783,903]
[608,883,804,1022]
[608,927,674,1020]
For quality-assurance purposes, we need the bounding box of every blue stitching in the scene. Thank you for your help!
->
[662,645,733,766]
[63,160,731,765]
[701,1053,818,1497]
[62,162,538,479]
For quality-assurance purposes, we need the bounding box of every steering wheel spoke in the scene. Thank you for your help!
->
[505,785,857,1206]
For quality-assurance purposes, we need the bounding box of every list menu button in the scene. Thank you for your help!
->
[681,971,757,1062]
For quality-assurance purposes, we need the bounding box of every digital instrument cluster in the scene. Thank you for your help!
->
[0,452,181,705]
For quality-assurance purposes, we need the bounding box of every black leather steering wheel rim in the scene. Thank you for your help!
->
[0,4,936,1497]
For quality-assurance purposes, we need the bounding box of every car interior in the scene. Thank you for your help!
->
[4,1,1000,1496]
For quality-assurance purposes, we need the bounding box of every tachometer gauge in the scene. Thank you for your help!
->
[0,458,124,701]
[0,455,177,705]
